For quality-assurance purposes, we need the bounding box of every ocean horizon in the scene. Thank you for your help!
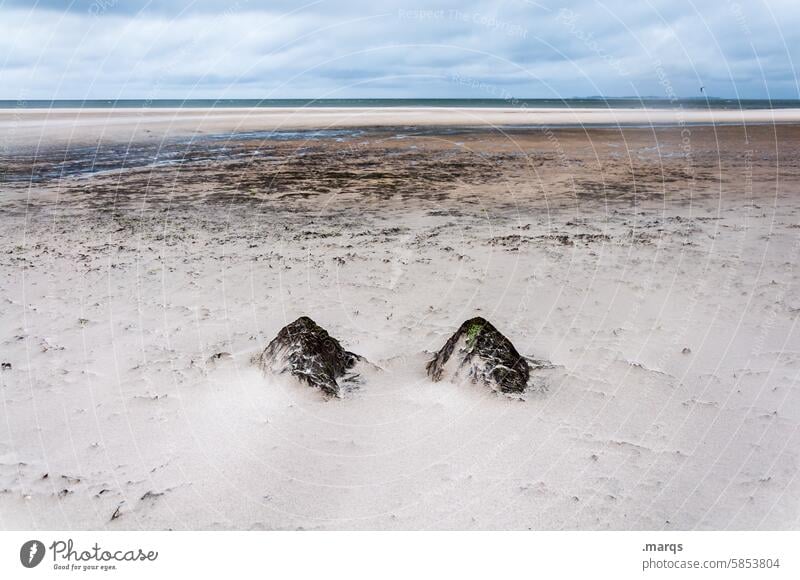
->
[3,97,800,110]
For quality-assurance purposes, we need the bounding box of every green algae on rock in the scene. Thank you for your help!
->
[426,317,530,393]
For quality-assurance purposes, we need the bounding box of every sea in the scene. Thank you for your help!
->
[1,98,799,110]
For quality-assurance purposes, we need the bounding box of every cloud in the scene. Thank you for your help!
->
[1,0,798,99]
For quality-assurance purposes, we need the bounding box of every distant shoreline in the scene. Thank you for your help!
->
[3,97,800,110]
[3,106,800,148]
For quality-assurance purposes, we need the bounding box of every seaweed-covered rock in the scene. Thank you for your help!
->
[426,317,530,393]
[257,316,360,397]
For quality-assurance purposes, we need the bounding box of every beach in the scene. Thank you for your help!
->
[3,106,800,148]
[0,109,799,530]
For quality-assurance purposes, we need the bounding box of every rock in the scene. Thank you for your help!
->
[257,316,360,397]
[1,362,10,370]
[426,317,530,393]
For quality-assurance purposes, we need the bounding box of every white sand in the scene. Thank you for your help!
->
[2,203,798,530]
[0,118,799,530]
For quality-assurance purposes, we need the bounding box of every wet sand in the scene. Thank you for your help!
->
[0,117,799,530]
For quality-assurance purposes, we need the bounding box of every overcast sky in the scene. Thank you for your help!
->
[1,0,798,100]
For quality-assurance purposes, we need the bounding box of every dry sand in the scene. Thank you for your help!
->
[0,112,799,530]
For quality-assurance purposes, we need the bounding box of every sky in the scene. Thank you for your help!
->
[1,0,799,100]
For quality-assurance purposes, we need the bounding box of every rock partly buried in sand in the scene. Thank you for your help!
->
[426,317,530,393]
[257,316,360,397]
